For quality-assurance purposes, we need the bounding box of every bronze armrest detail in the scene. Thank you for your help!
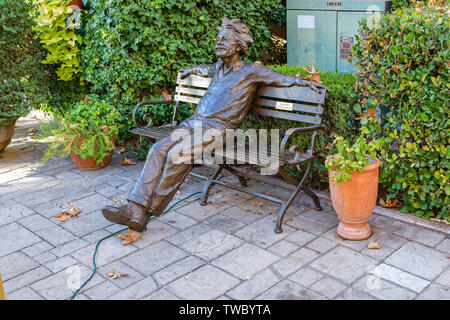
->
[132,100,176,128]
[280,125,325,164]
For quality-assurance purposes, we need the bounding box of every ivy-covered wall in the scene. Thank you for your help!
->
[80,0,285,138]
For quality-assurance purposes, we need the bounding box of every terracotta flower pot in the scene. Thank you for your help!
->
[0,121,16,153]
[328,157,381,240]
[69,138,115,171]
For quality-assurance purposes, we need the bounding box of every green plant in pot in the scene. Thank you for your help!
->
[325,134,381,240]
[41,95,120,170]
[0,0,49,152]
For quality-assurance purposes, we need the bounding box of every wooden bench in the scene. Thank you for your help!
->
[131,72,328,233]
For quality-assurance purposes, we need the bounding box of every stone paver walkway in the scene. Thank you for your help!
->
[0,118,449,300]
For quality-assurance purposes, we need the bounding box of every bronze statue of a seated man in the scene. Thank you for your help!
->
[102,17,325,231]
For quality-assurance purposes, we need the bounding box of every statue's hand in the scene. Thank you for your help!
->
[308,81,328,93]
[179,68,192,79]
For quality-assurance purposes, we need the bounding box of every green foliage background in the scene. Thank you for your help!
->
[0,0,49,127]
[350,5,449,220]
[79,0,285,139]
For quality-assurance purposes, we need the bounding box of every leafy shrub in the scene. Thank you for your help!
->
[0,0,49,127]
[41,95,120,164]
[33,0,84,81]
[80,0,285,139]
[350,5,449,220]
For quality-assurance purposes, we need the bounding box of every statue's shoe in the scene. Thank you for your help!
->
[102,204,133,226]
[102,203,150,232]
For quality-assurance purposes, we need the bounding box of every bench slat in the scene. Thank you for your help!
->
[176,86,207,97]
[251,107,322,125]
[177,73,211,88]
[257,86,326,104]
[254,98,323,115]
[174,94,201,104]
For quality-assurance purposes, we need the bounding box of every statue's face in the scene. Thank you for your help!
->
[215,28,240,59]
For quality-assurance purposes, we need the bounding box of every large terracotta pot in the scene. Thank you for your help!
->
[69,138,114,171]
[0,121,16,153]
[329,157,381,240]
[68,0,85,9]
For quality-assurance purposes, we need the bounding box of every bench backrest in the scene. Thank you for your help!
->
[175,72,327,126]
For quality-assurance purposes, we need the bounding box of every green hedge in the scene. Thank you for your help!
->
[350,5,449,220]
[79,0,285,139]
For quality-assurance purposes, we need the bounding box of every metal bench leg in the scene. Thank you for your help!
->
[200,165,224,206]
[301,186,322,211]
[238,176,249,187]
[275,182,303,234]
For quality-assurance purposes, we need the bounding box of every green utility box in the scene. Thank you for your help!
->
[287,0,392,73]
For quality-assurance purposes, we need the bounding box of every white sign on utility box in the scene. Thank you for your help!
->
[298,15,315,29]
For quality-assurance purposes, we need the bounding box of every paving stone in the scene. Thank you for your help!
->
[353,275,417,300]
[370,263,430,293]
[84,280,121,300]
[70,193,111,214]
[285,229,317,247]
[107,276,158,300]
[45,256,79,273]
[322,227,380,251]
[166,265,240,300]
[50,238,89,257]
[98,260,145,289]
[33,251,57,264]
[256,279,324,300]
[30,264,104,300]
[153,256,205,286]
[0,252,40,281]
[271,248,319,278]
[220,206,263,225]
[175,198,228,221]
[289,267,324,288]
[16,188,64,207]
[374,232,409,249]
[435,269,450,287]
[212,243,279,280]
[306,237,338,253]
[181,229,242,261]
[234,217,295,248]
[416,283,450,300]
[72,236,138,268]
[94,184,122,198]
[267,240,299,257]
[301,210,339,228]
[435,239,450,253]
[389,221,446,247]
[166,223,212,246]
[18,214,56,232]
[227,269,280,300]
[361,245,399,260]
[310,276,347,299]
[96,175,129,188]
[0,223,41,258]
[58,212,111,237]
[336,287,377,300]
[205,213,246,233]
[157,212,198,230]
[53,170,83,181]
[3,266,53,294]
[384,242,449,280]
[284,215,332,235]
[143,288,180,300]
[21,241,54,257]
[33,201,66,218]
[122,241,188,276]
[0,202,34,226]
[82,229,113,244]
[131,220,179,249]
[35,225,77,247]
[310,246,378,284]
[6,287,43,300]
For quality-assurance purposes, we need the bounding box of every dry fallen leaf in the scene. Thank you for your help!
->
[55,202,81,222]
[379,198,397,208]
[107,269,116,278]
[121,157,136,166]
[107,269,130,279]
[368,241,381,249]
[246,275,252,280]
[117,229,140,245]
[161,88,172,101]
[117,147,128,154]
[251,202,256,206]
[303,60,322,84]
[355,107,379,120]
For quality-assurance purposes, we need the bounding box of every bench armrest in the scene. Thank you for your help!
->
[132,100,176,128]
[280,125,325,164]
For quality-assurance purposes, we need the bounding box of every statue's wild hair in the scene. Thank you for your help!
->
[218,18,254,56]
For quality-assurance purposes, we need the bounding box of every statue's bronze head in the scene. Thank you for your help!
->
[215,18,254,59]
